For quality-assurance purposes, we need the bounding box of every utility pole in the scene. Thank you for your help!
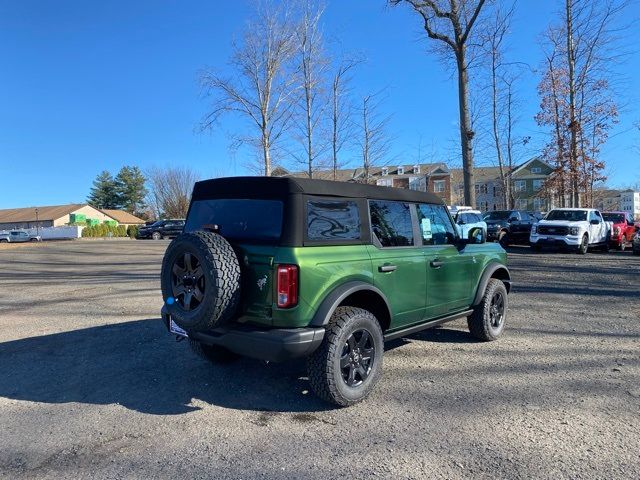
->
[35,208,40,236]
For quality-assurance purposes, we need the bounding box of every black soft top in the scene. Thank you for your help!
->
[192,176,444,204]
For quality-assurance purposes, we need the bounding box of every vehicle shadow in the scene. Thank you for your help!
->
[0,319,328,415]
[385,326,477,351]
[0,320,481,416]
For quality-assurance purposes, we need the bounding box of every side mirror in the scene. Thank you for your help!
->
[467,227,486,244]
[590,219,600,225]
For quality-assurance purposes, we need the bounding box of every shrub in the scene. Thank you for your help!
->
[117,225,127,237]
[127,225,139,239]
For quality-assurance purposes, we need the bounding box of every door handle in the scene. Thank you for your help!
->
[430,259,444,269]
[378,264,397,273]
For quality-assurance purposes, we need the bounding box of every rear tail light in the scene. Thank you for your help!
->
[276,264,298,308]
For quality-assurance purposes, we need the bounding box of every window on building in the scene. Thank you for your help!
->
[417,204,456,245]
[515,198,528,210]
[381,167,388,176]
[397,166,404,175]
[475,183,488,195]
[514,180,526,192]
[533,198,545,211]
[531,167,542,174]
[533,179,544,190]
[433,180,446,193]
[377,178,392,187]
[413,164,420,174]
[307,200,361,241]
[369,200,413,247]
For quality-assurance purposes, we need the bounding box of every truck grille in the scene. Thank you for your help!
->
[538,225,569,236]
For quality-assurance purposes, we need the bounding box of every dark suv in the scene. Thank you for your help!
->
[160,177,511,406]
[483,210,535,246]
[137,219,185,240]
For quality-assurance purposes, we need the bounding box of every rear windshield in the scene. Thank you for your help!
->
[602,213,624,223]
[483,211,511,220]
[185,199,283,244]
[545,210,587,221]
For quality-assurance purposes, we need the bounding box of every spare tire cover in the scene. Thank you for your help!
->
[161,231,241,331]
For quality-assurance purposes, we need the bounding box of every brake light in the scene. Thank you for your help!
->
[276,264,298,308]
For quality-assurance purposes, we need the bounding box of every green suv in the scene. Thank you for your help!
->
[160,177,511,406]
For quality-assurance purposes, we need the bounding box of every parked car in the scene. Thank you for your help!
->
[530,208,611,254]
[136,219,185,240]
[160,177,511,406]
[602,211,636,251]
[0,230,41,243]
[633,229,640,256]
[483,210,535,246]
[453,209,487,239]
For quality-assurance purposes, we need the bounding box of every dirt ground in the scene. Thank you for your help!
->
[0,240,638,479]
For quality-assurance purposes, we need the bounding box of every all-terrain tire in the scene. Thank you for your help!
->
[467,279,508,341]
[161,231,241,331]
[498,230,509,247]
[307,307,384,407]
[189,339,239,363]
[578,234,589,255]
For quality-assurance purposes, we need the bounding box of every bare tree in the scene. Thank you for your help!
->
[291,1,330,178]
[483,3,519,210]
[390,0,488,207]
[147,167,199,219]
[199,1,299,176]
[330,58,360,180]
[359,93,393,182]
[537,0,626,207]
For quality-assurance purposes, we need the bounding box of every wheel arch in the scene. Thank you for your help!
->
[472,262,512,306]
[309,281,392,332]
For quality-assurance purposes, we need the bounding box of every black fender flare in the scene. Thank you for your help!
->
[473,262,512,306]
[309,281,392,327]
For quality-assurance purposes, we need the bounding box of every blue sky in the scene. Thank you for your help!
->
[1,0,638,209]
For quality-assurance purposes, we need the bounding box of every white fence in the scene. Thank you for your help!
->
[0,226,83,240]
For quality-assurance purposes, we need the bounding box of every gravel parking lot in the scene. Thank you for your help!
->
[0,240,638,479]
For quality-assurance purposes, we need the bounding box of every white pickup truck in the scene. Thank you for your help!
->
[529,208,611,254]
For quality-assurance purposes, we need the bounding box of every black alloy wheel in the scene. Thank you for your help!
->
[171,252,205,311]
[489,290,505,329]
[340,329,375,387]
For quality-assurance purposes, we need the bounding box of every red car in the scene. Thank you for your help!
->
[602,211,636,250]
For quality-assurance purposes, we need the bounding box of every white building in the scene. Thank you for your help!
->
[619,190,640,219]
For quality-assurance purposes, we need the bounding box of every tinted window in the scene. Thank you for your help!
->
[603,213,625,223]
[545,209,588,222]
[185,199,283,244]
[484,211,510,221]
[417,204,457,245]
[307,200,360,241]
[369,200,414,247]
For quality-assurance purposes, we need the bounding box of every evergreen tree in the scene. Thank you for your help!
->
[115,166,148,214]
[87,171,119,209]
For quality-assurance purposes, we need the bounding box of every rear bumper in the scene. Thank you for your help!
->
[162,307,325,362]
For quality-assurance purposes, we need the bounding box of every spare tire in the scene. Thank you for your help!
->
[161,231,241,331]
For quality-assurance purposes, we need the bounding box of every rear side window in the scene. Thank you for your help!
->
[369,200,414,247]
[307,200,361,241]
[185,199,283,244]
